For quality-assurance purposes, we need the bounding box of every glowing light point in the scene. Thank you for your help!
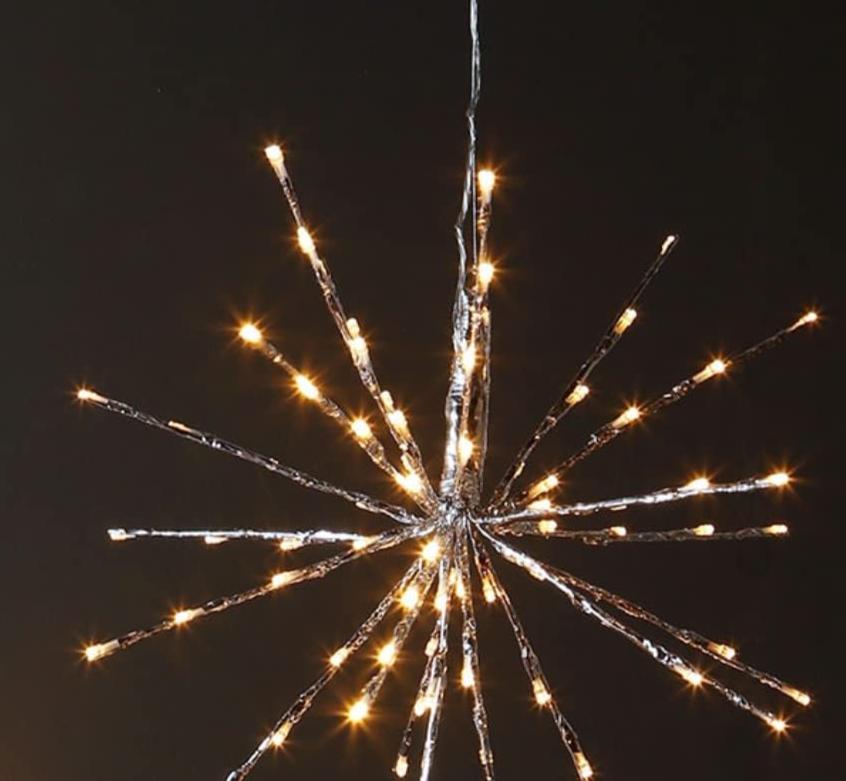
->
[173,608,201,625]
[279,538,303,551]
[270,571,296,590]
[329,648,349,668]
[765,523,789,536]
[533,678,552,706]
[685,477,711,492]
[765,471,791,487]
[461,659,474,689]
[238,323,263,345]
[421,539,441,562]
[350,418,373,440]
[348,698,369,723]
[795,310,819,327]
[378,641,397,667]
[387,408,409,434]
[537,519,558,535]
[395,755,409,778]
[414,696,431,716]
[478,169,496,197]
[575,752,594,780]
[528,498,553,512]
[264,144,284,164]
[768,716,787,733]
[77,388,106,403]
[784,687,811,707]
[610,525,627,537]
[708,643,737,660]
[400,585,420,611]
[693,524,715,537]
[566,383,590,405]
[482,577,497,604]
[478,261,495,288]
[352,536,375,551]
[84,640,119,662]
[527,474,560,499]
[395,471,423,495]
[694,358,729,383]
[462,344,477,374]
[614,307,638,335]
[661,234,677,254]
[434,589,448,613]
[612,405,642,429]
[108,528,130,542]
[204,535,225,545]
[677,666,704,687]
[458,434,474,465]
[297,226,316,255]
[294,374,320,400]
[270,721,291,747]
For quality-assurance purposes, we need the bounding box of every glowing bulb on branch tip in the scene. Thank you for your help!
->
[84,640,118,662]
[270,721,291,747]
[708,642,737,660]
[795,310,818,327]
[610,525,627,537]
[77,388,105,403]
[528,474,559,499]
[768,717,787,733]
[533,678,551,706]
[271,571,295,589]
[784,687,811,707]
[765,523,789,536]
[395,756,409,778]
[173,608,200,625]
[612,405,641,428]
[693,524,715,537]
[685,477,711,492]
[575,753,594,780]
[329,648,348,668]
[566,384,590,405]
[661,234,677,254]
[264,144,283,163]
[348,698,369,723]
[388,408,408,433]
[238,323,263,345]
[694,358,728,383]
[478,261,495,287]
[766,471,790,487]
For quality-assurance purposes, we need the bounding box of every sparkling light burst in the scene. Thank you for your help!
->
[78,2,816,778]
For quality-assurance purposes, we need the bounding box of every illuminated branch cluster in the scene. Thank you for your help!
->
[77,0,817,778]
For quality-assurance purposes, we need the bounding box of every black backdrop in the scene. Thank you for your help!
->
[2,2,843,779]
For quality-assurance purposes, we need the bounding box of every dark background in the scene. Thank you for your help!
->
[2,2,843,779]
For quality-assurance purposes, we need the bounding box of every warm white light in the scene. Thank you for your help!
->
[238,323,263,345]
[462,344,477,374]
[108,529,130,541]
[173,608,201,625]
[395,755,409,778]
[395,471,423,495]
[612,405,641,428]
[297,226,316,255]
[459,435,474,465]
[387,408,409,434]
[400,585,420,610]
[271,571,295,589]
[693,358,728,383]
[329,648,349,668]
[204,535,225,545]
[708,642,737,661]
[478,169,496,197]
[533,678,551,706]
[279,538,303,551]
[478,261,495,288]
[482,577,496,604]
[614,307,637,335]
[765,523,789,536]
[84,640,118,662]
[527,474,559,499]
[77,388,106,403]
[421,539,441,562]
[795,310,818,327]
[768,716,787,733]
[264,144,284,164]
[350,418,372,440]
[434,589,448,613]
[765,471,790,487]
[461,659,474,689]
[677,666,704,687]
[378,641,397,667]
[294,374,320,400]
[566,384,590,405]
[610,526,627,537]
[661,234,677,254]
[575,752,594,780]
[783,687,811,707]
[537,519,558,535]
[685,477,711,492]
[528,498,552,512]
[693,524,715,537]
[270,721,291,747]
[348,698,369,723]
[414,696,431,716]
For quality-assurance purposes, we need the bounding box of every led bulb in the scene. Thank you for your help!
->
[421,539,441,562]
[693,358,728,383]
[264,144,284,164]
[661,234,677,254]
[528,498,552,512]
[297,226,316,255]
[329,648,349,668]
[612,405,641,429]
[765,523,789,536]
[707,642,737,660]
[765,471,790,487]
[527,474,559,499]
[378,641,397,667]
[614,307,637,335]
[400,585,420,610]
[108,529,130,541]
[575,752,594,780]
[783,687,811,707]
[173,608,201,625]
[677,666,704,687]
[795,310,818,327]
[395,755,409,778]
[84,640,119,662]
[204,535,225,545]
[537,519,558,535]
[478,169,496,196]
[566,383,590,405]
[350,418,372,440]
[238,323,263,345]
[348,698,369,723]
[462,344,477,374]
[768,716,787,733]
[685,477,711,492]
[294,374,320,400]
[693,524,715,537]
[396,471,423,495]
[478,261,495,288]
[458,435,474,465]
[434,589,448,613]
[270,721,291,747]
[610,525,627,537]
[271,571,295,589]
[461,660,474,689]
[533,678,551,706]
[388,408,409,434]
[77,388,106,403]
[482,577,497,604]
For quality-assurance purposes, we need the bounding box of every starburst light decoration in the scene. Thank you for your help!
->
[77,2,817,778]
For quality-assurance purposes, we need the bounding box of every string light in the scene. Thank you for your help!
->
[75,2,818,779]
